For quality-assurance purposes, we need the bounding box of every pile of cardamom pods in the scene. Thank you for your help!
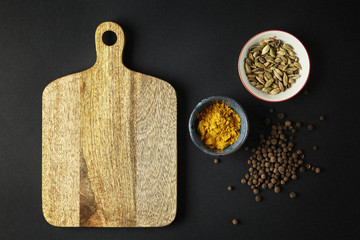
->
[244,38,302,95]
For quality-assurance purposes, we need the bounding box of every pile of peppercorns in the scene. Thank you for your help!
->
[239,109,323,202]
[213,108,325,225]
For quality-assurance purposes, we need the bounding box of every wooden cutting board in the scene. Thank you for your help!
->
[42,22,177,227]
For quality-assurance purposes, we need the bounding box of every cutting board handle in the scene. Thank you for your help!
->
[94,21,125,66]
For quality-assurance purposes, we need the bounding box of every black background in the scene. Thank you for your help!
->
[1,0,359,239]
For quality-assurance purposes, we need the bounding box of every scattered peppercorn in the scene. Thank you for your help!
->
[315,167,321,173]
[320,115,325,121]
[313,145,318,150]
[232,219,239,225]
[214,158,219,164]
[227,186,233,191]
[264,118,271,125]
[307,124,314,131]
[290,192,296,198]
[243,146,249,151]
[240,113,322,203]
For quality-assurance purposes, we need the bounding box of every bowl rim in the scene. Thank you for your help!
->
[238,30,311,102]
[188,96,249,156]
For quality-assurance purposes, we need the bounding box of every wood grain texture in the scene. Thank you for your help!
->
[42,74,81,227]
[42,22,177,227]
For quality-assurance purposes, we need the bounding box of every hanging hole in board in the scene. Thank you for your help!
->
[102,31,117,46]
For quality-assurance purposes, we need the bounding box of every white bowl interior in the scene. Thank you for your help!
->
[239,30,310,102]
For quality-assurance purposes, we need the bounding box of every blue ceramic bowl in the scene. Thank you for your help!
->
[188,96,249,156]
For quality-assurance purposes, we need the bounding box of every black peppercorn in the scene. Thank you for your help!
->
[290,192,296,198]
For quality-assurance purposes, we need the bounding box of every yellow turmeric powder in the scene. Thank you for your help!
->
[197,103,241,150]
